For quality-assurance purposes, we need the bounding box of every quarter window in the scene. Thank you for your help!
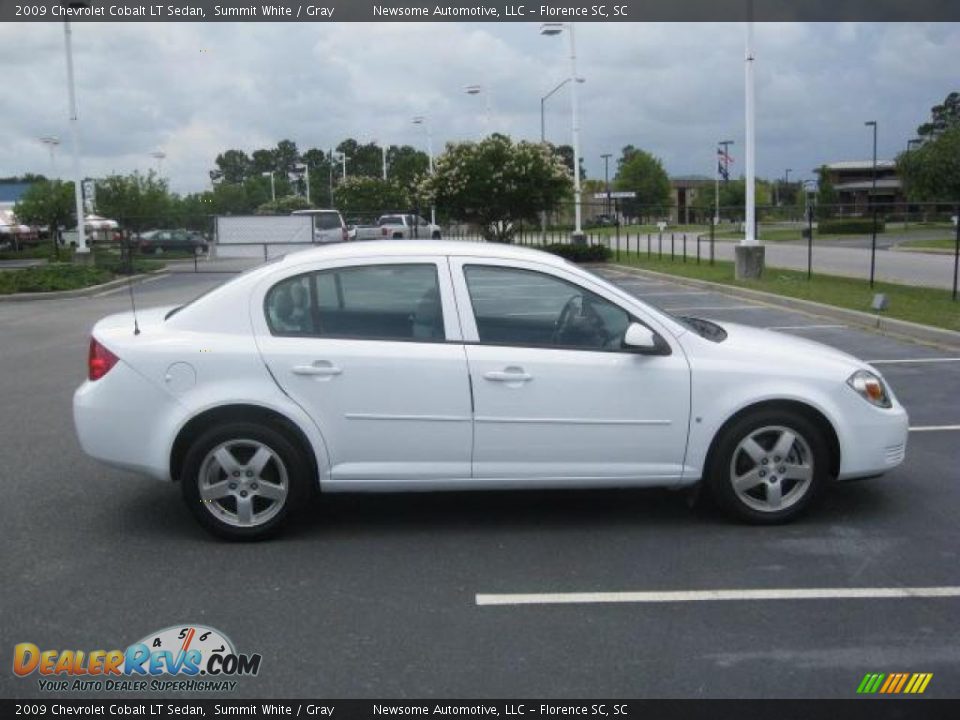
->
[265,264,444,341]
[464,265,631,351]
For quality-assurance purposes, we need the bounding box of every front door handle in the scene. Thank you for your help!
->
[484,368,532,382]
[292,361,342,377]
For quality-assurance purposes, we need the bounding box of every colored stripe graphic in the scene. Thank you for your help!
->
[857,672,932,694]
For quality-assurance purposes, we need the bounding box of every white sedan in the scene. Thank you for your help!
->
[74,241,908,539]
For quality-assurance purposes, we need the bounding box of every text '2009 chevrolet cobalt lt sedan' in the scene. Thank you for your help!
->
[74,241,908,539]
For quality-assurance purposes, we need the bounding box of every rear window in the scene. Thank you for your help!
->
[378,215,404,226]
[313,212,342,230]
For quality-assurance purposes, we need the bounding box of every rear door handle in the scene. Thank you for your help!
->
[484,369,532,382]
[292,361,342,377]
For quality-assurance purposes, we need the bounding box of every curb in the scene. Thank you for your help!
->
[608,263,960,352]
[0,269,168,303]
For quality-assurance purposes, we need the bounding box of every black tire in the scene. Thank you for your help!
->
[431,231,441,240]
[180,421,310,540]
[706,408,829,524]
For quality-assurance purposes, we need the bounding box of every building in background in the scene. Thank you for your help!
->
[669,175,712,224]
[818,161,904,214]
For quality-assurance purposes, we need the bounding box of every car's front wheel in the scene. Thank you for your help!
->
[181,422,308,540]
[708,409,828,524]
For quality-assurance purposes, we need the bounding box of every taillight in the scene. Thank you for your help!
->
[381,227,388,236]
[342,228,348,242]
[88,337,119,381]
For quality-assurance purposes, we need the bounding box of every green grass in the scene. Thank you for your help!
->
[0,254,164,295]
[0,264,114,294]
[898,238,958,251]
[589,223,706,237]
[614,252,960,333]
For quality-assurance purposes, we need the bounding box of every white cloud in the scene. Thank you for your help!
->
[1,21,957,193]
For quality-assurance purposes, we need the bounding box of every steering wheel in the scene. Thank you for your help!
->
[552,295,609,346]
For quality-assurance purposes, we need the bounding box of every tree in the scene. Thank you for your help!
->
[917,91,960,140]
[256,195,314,214]
[421,134,572,243]
[550,144,585,182]
[897,126,960,202]
[333,177,410,219]
[13,180,76,255]
[94,171,172,232]
[613,146,671,216]
[815,165,839,218]
[213,149,251,184]
[386,145,430,194]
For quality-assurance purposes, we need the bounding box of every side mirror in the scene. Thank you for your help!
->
[623,322,667,354]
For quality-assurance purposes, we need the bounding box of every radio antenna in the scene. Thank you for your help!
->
[125,231,140,335]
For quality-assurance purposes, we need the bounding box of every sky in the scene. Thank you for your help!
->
[1,21,958,194]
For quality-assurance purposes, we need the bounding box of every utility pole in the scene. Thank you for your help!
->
[601,153,612,215]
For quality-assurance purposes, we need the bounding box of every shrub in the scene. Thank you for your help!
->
[542,243,612,263]
[818,218,886,235]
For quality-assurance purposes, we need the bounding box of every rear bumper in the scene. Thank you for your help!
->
[73,362,177,481]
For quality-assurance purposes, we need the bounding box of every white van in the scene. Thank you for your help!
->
[290,209,348,243]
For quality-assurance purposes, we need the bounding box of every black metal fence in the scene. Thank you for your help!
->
[7,200,957,300]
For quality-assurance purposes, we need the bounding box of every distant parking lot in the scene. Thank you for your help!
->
[1,256,958,699]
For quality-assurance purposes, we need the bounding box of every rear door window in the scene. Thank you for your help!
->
[265,264,445,341]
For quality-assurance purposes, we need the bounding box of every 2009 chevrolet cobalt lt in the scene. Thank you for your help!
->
[74,241,908,539]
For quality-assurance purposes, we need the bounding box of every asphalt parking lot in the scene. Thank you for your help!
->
[1,259,958,700]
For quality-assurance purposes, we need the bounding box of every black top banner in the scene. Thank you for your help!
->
[2,700,960,720]
[2,0,959,23]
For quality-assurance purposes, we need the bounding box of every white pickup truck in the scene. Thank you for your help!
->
[354,214,442,241]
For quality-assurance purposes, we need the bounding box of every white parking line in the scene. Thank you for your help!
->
[475,586,960,607]
[766,324,847,331]
[867,358,960,365]
[92,275,166,297]
[909,425,960,432]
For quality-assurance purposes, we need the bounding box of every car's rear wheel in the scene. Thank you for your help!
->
[181,422,308,540]
[431,231,441,239]
[707,409,828,524]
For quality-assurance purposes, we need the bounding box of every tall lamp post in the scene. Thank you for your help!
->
[601,153,612,215]
[262,171,275,202]
[62,14,88,256]
[464,84,492,137]
[783,168,792,207]
[735,11,764,279]
[541,22,584,245]
[40,136,61,179]
[865,120,878,286]
[294,163,310,203]
[150,151,166,177]
[412,116,435,225]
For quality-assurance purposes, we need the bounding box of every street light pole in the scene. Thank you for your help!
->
[40,137,60,179]
[601,153,612,215]
[63,20,87,255]
[382,145,387,180]
[735,5,764,279]
[412,116,435,225]
[465,84,492,137]
[150,151,166,177]
[865,120,878,286]
[262,171,275,202]
[541,22,584,244]
[744,19,756,245]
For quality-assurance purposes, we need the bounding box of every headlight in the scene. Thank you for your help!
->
[847,370,892,408]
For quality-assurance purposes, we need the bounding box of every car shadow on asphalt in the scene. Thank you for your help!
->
[108,473,903,543]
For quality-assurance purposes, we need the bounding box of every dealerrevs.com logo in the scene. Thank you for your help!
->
[13,624,262,693]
